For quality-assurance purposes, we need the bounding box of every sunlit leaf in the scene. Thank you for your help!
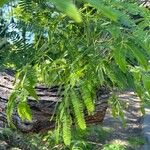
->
[143,75,150,95]
[88,0,119,21]
[50,0,82,22]
[6,92,17,125]
[70,89,86,130]
[63,114,71,145]
[128,43,148,70]
[17,101,32,121]
[113,46,127,72]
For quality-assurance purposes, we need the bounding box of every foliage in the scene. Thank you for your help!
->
[0,126,116,150]
[0,0,150,145]
[127,136,145,149]
[102,144,126,150]
[109,94,126,127]
[0,126,145,150]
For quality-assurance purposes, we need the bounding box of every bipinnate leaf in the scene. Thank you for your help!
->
[17,101,32,121]
[88,0,119,21]
[129,43,148,70]
[113,46,127,72]
[70,90,86,130]
[81,85,94,114]
[7,92,17,125]
[62,114,71,145]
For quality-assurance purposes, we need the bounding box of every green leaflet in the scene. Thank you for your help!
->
[104,66,116,85]
[70,90,86,130]
[128,43,148,70]
[69,68,85,87]
[96,65,105,85]
[6,92,17,125]
[132,28,150,54]
[55,121,60,144]
[131,67,141,82]
[87,0,119,21]
[41,65,51,86]
[107,25,121,39]
[109,94,126,127]
[143,94,150,108]
[134,83,143,99]
[125,72,135,89]
[105,65,126,88]
[81,85,94,114]
[139,94,146,115]
[50,0,82,23]
[24,85,38,100]
[62,114,71,146]
[118,108,126,128]
[119,12,134,28]
[113,66,128,89]
[140,102,145,115]
[143,75,150,95]
[17,101,32,121]
[113,46,127,72]
[26,68,37,86]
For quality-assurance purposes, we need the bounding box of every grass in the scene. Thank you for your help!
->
[101,136,145,150]
[0,126,145,150]
[74,125,114,141]
[102,143,126,150]
[128,136,145,149]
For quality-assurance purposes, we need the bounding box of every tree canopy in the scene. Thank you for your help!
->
[0,0,150,145]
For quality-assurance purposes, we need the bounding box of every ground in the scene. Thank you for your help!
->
[100,91,144,150]
[0,91,145,150]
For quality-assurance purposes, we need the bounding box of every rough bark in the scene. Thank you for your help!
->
[0,71,109,132]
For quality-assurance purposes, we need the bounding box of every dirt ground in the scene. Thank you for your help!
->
[100,91,144,149]
[0,91,145,150]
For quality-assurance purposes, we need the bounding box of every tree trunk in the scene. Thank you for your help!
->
[0,71,109,132]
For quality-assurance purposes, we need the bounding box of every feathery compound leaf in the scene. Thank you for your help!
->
[97,66,104,85]
[140,102,146,115]
[113,46,127,72]
[87,0,119,21]
[70,90,86,130]
[128,43,148,70]
[109,94,126,127]
[50,0,82,22]
[26,68,37,86]
[81,85,94,114]
[17,101,32,121]
[131,67,141,82]
[134,83,144,99]
[62,114,71,145]
[6,92,17,125]
[104,65,123,87]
